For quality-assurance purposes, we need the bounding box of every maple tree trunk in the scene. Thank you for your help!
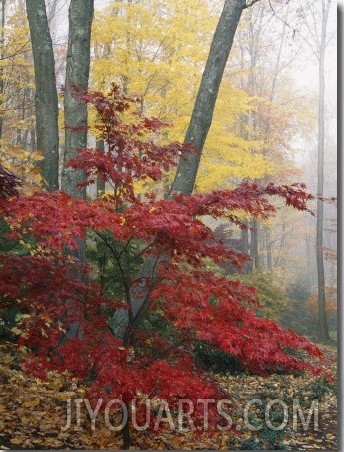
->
[96,139,106,195]
[61,0,94,202]
[95,139,107,293]
[111,0,256,339]
[25,0,59,191]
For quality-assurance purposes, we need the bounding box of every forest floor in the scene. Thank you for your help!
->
[0,342,337,450]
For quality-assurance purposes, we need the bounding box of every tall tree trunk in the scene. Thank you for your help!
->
[316,3,329,341]
[111,0,256,338]
[171,0,248,194]
[61,0,94,268]
[297,0,332,340]
[61,0,94,340]
[61,0,94,203]
[25,0,59,191]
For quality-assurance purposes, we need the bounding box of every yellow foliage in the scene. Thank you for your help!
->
[306,290,337,317]
[91,0,218,142]
[0,146,44,193]
[0,2,40,193]
[90,0,308,205]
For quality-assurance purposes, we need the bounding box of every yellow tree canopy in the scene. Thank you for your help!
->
[0,1,43,192]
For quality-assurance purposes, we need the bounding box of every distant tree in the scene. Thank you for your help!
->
[298,0,333,341]
[226,1,303,274]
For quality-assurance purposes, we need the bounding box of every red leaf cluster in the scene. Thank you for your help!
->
[0,86,328,434]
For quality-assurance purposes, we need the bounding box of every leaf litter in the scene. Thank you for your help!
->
[0,342,336,450]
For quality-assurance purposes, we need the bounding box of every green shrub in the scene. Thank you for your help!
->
[236,401,288,450]
[304,376,336,400]
[194,340,244,374]
[0,305,21,341]
[237,270,288,323]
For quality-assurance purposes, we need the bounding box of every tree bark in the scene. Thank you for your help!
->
[25,0,59,191]
[61,0,94,340]
[111,0,254,339]
[61,0,94,201]
[171,0,248,194]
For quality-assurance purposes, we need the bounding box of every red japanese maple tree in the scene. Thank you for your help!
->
[0,85,326,447]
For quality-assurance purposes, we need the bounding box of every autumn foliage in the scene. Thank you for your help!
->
[0,85,326,438]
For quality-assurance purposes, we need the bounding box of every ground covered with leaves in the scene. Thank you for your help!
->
[0,342,336,450]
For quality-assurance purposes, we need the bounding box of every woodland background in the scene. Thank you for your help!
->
[0,0,338,450]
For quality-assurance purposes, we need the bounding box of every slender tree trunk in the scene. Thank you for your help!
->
[30,127,36,152]
[61,0,94,202]
[265,226,272,273]
[25,0,59,191]
[111,0,255,339]
[96,139,106,195]
[252,220,260,269]
[297,0,332,340]
[95,139,107,294]
[122,412,131,449]
[171,0,248,194]
[47,0,59,23]
[241,227,249,274]
[316,7,329,340]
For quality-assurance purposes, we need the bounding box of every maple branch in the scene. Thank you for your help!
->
[93,230,161,344]
[117,235,135,260]
[93,230,132,307]
[138,241,156,257]
[124,255,166,345]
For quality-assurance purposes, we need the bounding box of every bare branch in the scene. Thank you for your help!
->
[0,41,31,61]
[244,0,260,9]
